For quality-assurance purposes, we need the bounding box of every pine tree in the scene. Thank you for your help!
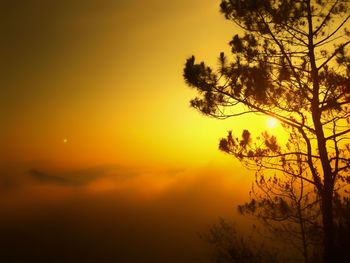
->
[183,1,350,262]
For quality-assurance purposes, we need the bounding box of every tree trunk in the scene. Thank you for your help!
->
[313,113,335,263]
[298,206,309,263]
[306,1,336,261]
[321,186,335,263]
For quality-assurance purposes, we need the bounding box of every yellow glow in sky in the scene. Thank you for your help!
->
[2,0,240,168]
[1,0,285,171]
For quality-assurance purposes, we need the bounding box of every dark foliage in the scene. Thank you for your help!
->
[184,1,350,263]
[200,219,280,263]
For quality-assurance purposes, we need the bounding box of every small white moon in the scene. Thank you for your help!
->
[63,138,68,143]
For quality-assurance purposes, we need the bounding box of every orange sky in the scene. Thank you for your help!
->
[2,0,283,169]
[1,1,287,262]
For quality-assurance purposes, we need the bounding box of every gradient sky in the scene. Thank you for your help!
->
[1,1,284,262]
[1,0,279,167]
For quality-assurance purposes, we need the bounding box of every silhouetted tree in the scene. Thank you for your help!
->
[238,129,323,263]
[333,195,350,259]
[239,172,322,263]
[183,1,350,262]
[200,218,280,263]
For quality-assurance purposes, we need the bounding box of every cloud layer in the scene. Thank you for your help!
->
[0,162,251,263]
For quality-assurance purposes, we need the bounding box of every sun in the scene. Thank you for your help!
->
[266,117,278,129]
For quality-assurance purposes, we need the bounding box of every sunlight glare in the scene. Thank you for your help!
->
[266,117,278,129]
